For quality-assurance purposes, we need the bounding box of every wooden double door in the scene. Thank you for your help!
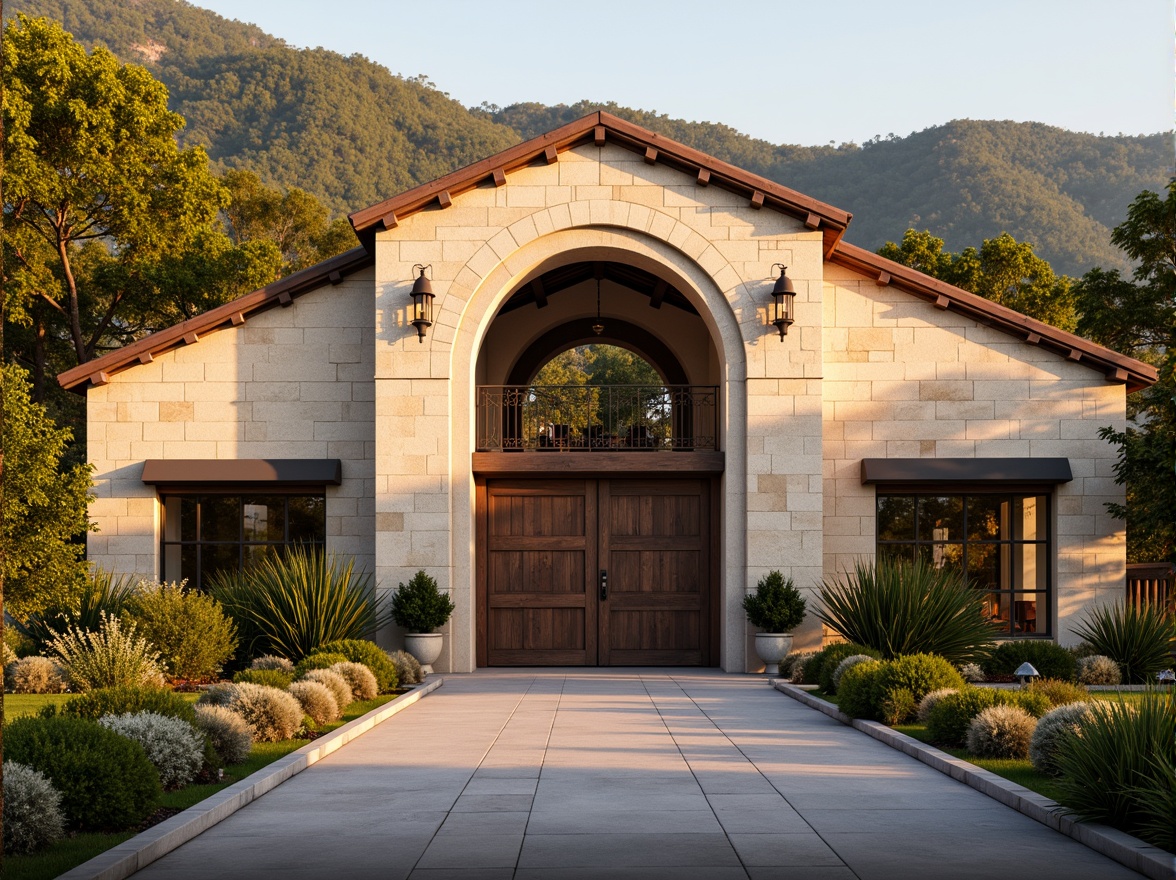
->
[477,478,714,666]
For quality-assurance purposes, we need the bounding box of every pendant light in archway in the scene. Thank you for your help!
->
[592,268,605,336]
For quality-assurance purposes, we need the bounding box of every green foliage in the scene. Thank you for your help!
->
[49,612,164,692]
[1072,601,1174,684]
[916,688,960,723]
[232,668,294,689]
[123,580,238,681]
[966,705,1037,759]
[3,760,67,854]
[804,642,880,688]
[0,364,94,617]
[1024,679,1091,708]
[838,653,965,722]
[981,640,1077,682]
[14,567,140,654]
[873,653,966,705]
[207,547,387,660]
[817,558,998,665]
[390,571,455,634]
[1054,695,1176,851]
[829,654,877,694]
[293,652,349,680]
[925,686,1050,746]
[742,571,807,633]
[4,714,161,831]
[313,639,398,693]
[835,661,882,720]
[60,685,196,724]
[879,688,917,726]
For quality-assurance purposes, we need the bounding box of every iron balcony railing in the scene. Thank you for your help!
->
[476,384,718,452]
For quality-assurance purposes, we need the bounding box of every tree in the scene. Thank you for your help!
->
[1074,182,1176,563]
[879,229,1077,331]
[0,363,93,617]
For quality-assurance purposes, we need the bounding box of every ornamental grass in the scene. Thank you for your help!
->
[1072,601,1173,684]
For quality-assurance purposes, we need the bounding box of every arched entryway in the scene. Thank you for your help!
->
[472,259,724,667]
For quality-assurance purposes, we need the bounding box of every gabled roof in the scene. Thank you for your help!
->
[58,112,1157,394]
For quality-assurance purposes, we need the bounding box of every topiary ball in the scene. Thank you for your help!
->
[3,761,66,854]
[1029,702,1091,775]
[330,662,378,701]
[99,712,205,790]
[830,654,877,694]
[194,705,253,765]
[313,640,398,692]
[288,680,340,726]
[916,688,960,723]
[301,668,353,710]
[966,704,1037,759]
[1076,654,1121,686]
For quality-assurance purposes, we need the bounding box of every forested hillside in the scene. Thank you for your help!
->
[9,0,1171,276]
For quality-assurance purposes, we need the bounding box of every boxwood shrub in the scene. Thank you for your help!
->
[60,685,197,724]
[805,642,879,689]
[314,639,398,692]
[926,686,1051,746]
[837,653,964,722]
[4,714,161,830]
[233,668,295,689]
[981,641,1076,682]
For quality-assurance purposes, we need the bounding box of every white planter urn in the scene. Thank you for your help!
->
[754,633,794,675]
[403,632,444,675]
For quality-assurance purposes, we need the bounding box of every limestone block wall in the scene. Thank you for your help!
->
[86,269,377,579]
[820,264,1128,644]
[372,142,829,671]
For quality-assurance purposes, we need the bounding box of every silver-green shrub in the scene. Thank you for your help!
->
[330,661,378,701]
[301,668,352,710]
[966,704,1037,759]
[196,682,237,708]
[49,612,164,691]
[288,680,340,725]
[3,761,65,854]
[1076,654,1121,686]
[194,705,253,765]
[222,683,304,742]
[789,652,816,684]
[916,688,959,723]
[830,654,876,693]
[251,655,295,673]
[958,662,985,683]
[388,650,423,686]
[5,656,68,693]
[1029,702,1091,775]
[99,711,204,789]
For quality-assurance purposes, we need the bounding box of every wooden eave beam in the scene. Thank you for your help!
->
[594,125,606,146]
[491,168,506,187]
[644,146,658,165]
[530,278,548,309]
[649,279,667,310]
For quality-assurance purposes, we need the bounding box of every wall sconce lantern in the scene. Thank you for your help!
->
[770,263,796,339]
[409,264,434,342]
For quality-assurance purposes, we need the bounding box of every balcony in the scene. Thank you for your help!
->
[475,385,719,453]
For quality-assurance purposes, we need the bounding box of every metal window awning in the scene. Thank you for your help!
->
[141,459,343,486]
[860,458,1072,486]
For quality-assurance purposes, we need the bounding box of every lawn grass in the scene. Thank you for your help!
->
[2,692,395,880]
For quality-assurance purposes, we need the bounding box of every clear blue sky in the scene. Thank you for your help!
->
[192,0,1173,147]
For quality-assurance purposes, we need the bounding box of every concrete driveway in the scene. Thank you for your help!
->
[131,669,1143,879]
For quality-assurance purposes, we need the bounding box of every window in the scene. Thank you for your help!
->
[161,493,326,590]
[877,492,1051,637]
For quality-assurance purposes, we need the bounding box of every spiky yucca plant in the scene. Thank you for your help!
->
[817,558,998,665]
[208,547,388,660]
[1072,601,1173,684]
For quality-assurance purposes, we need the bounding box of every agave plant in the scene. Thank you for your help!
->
[816,558,999,665]
[208,546,388,660]
[12,568,140,654]
[1072,600,1173,684]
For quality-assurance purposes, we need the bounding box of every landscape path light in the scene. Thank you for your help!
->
[1014,662,1039,689]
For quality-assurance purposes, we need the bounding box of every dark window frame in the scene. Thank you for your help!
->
[875,486,1054,639]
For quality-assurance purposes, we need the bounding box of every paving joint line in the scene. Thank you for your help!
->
[772,679,1175,880]
[58,677,445,880]
[513,672,565,879]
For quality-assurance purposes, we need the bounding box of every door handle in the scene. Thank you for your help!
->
[599,569,608,601]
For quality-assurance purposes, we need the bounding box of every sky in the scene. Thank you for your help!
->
[192,0,1173,148]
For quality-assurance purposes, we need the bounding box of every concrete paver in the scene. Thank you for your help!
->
[131,670,1145,879]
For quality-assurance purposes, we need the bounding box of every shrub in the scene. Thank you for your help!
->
[1072,601,1173,684]
[830,654,877,694]
[1030,702,1091,775]
[981,641,1077,682]
[288,680,340,725]
[208,547,387,660]
[314,639,398,692]
[1054,695,1176,850]
[251,655,295,673]
[872,653,966,707]
[836,660,883,720]
[966,704,1036,759]
[293,652,350,679]
[807,642,879,689]
[389,649,424,686]
[1077,654,1122,685]
[880,688,918,726]
[390,570,454,633]
[926,686,1051,746]
[959,662,986,683]
[99,712,205,789]
[3,761,66,854]
[917,688,960,723]
[193,705,253,765]
[200,682,304,743]
[4,714,160,830]
[123,580,238,681]
[301,668,353,710]
[233,668,295,689]
[49,612,164,692]
[13,569,139,655]
[331,661,378,701]
[742,571,807,633]
[816,558,998,664]
[62,685,197,724]
[1025,678,1090,708]
[6,656,67,693]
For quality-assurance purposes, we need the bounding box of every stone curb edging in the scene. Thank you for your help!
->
[771,680,1175,880]
[58,677,446,880]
